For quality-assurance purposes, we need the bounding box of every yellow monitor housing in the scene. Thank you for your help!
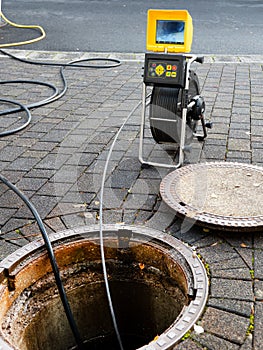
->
[147,9,193,53]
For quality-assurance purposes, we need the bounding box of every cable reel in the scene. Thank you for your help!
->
[149,69,204,145]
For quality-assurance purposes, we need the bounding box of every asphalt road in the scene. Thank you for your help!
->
[1,0,263,54]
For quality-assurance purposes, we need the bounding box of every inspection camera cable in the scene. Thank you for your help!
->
[0,47,133,349]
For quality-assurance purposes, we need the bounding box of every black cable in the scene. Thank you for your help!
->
[0,80,59,116]
[0,48,121,69]
[0,98,31,136]
[0,174,85,350]
[0,49,121,137]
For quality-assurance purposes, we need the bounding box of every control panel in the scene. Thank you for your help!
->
[143,53,185,87]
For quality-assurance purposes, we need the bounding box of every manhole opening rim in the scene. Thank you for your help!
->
[0,224,209,350]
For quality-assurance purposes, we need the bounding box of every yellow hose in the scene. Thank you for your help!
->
[0,11,46,47]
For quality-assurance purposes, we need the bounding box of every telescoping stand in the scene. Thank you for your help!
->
[139,9,212,169]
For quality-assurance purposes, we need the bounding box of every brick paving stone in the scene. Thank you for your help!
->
[211,256,249,270]
[0,239,22,261]
[96,187,128,209]
[0,208,17,226]
[25,168,56,179]
[108,170,138,189]
[42,217,67,232]
[117,157,142,172]
[197,244,240,264]
[229,122,250,131]
[173,338,203,349]
[53,166,86,185]
[31,141,57,151]
[254,302,263,350]
[211,267,251,280]
[15,195,58,220]
[102,209,123,224]
[122,193,156,211]
[5,157,39,171]
[254,280,263,300]
[41,129,70,142]
[1,231,29,247]
[61,211,97,229]
[252,148,263,163]
[254,249,263,279]
[207,297,253,318]
[47,202,86,218]
[23,149,49,158]
[66,152,97,167]
[229,128,250,140]
[0,217,30,235]
[122,209,138,224]
[146,208,174,231]
[130,178,160,195]
[234,248,253,269]
[200,307,249,345]
[86,159,117,175]
[35,153,70,170]
[0,145,26,162]
[61,191,96,205]
[228,138,251,152]
[0,189,23,209]
[16,177,47,192]
[37,181,72,197]
[239,335,253,350]
[254,233,263,249]
[227,150,251,161]
[192,332,240,350]
[202,144,226,160]
[210,278,253,301]
[169,220,208,244]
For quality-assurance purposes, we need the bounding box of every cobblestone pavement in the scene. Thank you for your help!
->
[0,50,263,349]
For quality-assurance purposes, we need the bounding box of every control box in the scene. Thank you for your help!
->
[143,53,185,87]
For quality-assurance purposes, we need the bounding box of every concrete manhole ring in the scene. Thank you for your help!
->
[0,224,209,350]
[160,162,263,231]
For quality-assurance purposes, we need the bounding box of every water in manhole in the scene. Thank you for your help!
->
[0,225,208,350]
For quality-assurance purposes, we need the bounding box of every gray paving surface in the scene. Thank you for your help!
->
[0,49,263,349]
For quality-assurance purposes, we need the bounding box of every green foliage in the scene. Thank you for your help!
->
[246,313,254,336]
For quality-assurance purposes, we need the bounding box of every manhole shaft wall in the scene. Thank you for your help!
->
[0,224,209,350]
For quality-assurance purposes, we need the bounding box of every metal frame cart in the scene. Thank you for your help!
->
[139,10,212,169]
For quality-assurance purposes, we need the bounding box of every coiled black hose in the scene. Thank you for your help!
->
[0,49,121,137]
[0,174,85,350]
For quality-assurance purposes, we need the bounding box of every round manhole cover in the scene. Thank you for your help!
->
[160,162,263,231]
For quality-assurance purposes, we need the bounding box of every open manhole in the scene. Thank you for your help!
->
[160,162,263,231]
[0,225,208,350]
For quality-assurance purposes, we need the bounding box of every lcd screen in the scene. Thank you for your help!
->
[156,20,185,45]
